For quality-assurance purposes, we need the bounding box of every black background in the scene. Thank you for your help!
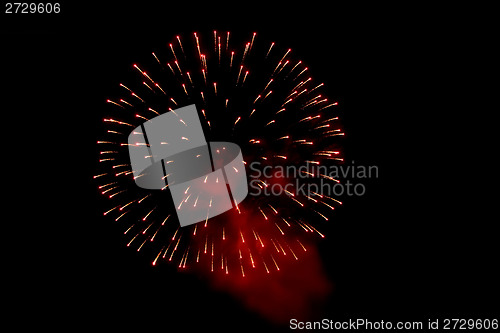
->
[2,2,497,331]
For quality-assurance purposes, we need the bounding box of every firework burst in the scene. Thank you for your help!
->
[95,30,344,278]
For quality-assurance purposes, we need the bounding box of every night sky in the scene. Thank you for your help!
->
[2,3,497,331]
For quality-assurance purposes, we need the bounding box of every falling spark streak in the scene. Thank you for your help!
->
[127,232,140,247]
[155,83,166,94]
[186,71,193,86]
[152,52,161,66]
[193,32,201,57]
[169,43,177,62]
[147,107,160,115]
[255,231,265,248]
[271,239,280,253]
[250,32,256,51]
[169,234,182,261]
[236,65,243,84]
[218,38,221,65]
[303,97,326,109]
[320,116,339,124]
[174,60,182,75]
[305,222,325,238]
[275,223,285,235]
[276,239,286,255]
[201,68,207,84]
[152,246,164,266]
[150,224,162,242]
[213,30,217,51]
[104,118,134,127]
[261,258,270,274]
[296,239,307,252]
[131,92,145,103]
[242,70,249,85]
[266,42,275,58]
[281,217,291,227]
[308,82,324,94]
[314,124,330,130]
[242,42,250,64]
[108,189,126,198]
[167,63,174,74]
[112,164,128,169]
[240,261,245,277]
[176,35,185,55]
[294,67,308,80]
[101,185,118,194]
[180,246,190,268]
[290,196,304,207]
[137,236,150,252]
[124,224,134,235]
[163,241,173,258]
[115,210,129,221]
[313,209,329,221]
[249,250,256,268]
[319,173,340,183]
[119,83,132,92]
[276,60,290,75]
[142,206,156,221]
[119,99,133,107]
[268,205,278,214]
[233,116,241,129]
[171,226,179,241]
[272,61,282,75]
[135,114,148,121]
[325,132,345,138]
[287,243,298,260]
[103,205,119,215]
[259,207,268,220]
[289,60,302,74]
[318,102,339,111]
[320,201,336,210]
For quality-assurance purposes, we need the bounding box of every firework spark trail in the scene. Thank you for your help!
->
[96,31,344,278]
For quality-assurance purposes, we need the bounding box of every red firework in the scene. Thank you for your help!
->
[95,31,344,281]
